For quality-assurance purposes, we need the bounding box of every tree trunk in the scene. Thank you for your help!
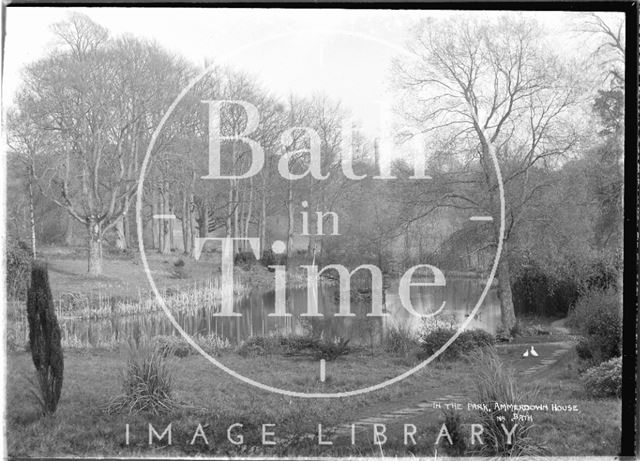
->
[152,185,159,250]
[244,178,254,249]
[64,215,74,247]
[286,181,294,262]
[158,186,165,252]
[227,183,233,238]
[231,141,238,252]
[496,253,516,333]
[169,210,174,250]
[403,224,410,271]
[201,202,209,238]
[27,168,37,258]
[115,218,127,251]
[238,184,245,250]
[161,187,172,255]
[181,191,191,255]
[189,194,198,257]
[260,173,267,253]
[87,220,103,275]
[233,181,240,252]
[123,199,131,247]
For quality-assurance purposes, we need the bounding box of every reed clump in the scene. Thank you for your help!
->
[105,337,180,415]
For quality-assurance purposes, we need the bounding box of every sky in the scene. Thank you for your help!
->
[2,8,624,137]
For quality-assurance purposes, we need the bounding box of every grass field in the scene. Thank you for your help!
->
[5,342,621,457]
[39,245,263,299]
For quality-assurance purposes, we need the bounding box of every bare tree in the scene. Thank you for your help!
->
[6,109,51,258]
[11,14,188,274]
[577,13,625,90]
[394,15,583,331]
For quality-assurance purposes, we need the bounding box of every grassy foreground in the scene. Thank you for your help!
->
[6,343,620,457]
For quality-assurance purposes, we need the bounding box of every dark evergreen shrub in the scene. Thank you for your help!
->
[26,261,64,415]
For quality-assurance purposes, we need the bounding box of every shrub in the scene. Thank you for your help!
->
[7,322,27,352]
[418,328,495,361]
[575,338,593,361]
[170,259,189,279]
[26,262,64,415]
[420,313,458,334]
[105,338,179,415]
[495,324,512,342]
[468,347,546,457]
[582,356,622,398]
[512,265,579,318]
[174,258,185,268]
[261,249,286,268]
[152,335,191,358]
[236,335,282,357]
[569,288,621,365]
[383,324,419,355]
[198,334,232,355]
[7,239,32,300]
[314,337,350,361]
[237,334,350,361]
[234,251,257,269]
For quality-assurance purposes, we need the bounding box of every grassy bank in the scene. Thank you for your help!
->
[8,247,315,324]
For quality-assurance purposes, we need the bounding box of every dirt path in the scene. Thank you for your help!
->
[324,335,576,444]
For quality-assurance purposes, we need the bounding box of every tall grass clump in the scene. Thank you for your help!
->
[383,323,419,355]
[105,337,179,415]
[468,347,546,457]
[438,409,467,456]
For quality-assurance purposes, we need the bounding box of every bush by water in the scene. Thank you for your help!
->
[418,328,494,361]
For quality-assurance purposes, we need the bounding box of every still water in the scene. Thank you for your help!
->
[59,278,501,347]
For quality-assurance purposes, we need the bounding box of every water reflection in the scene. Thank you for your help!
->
[58,278,501,347]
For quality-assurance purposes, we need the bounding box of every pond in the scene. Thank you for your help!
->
[56,277,501,347]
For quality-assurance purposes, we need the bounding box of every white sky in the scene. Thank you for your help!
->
[2,8,624,136]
